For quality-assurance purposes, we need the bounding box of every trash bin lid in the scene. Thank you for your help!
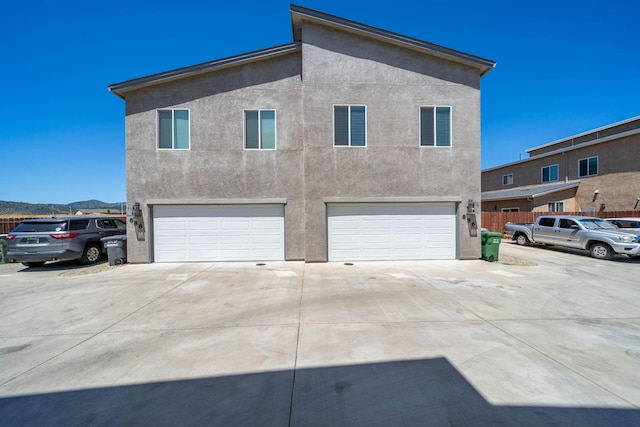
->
[101,235,127,241]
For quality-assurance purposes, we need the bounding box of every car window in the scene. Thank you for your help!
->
[114,219,127,229]
[558,219,577,229]
[615,220,640,228]
[97,219,117,229]
[538,218,556,227]
[579,218,617,230]
[12,221,68,232]
[70,219,90,230]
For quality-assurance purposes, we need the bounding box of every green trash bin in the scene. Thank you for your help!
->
[0,235,6,264]
[481,231,502,262]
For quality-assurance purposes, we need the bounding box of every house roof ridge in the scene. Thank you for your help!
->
[290,4,495,75]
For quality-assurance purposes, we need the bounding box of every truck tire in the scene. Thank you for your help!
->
[515,233,529,246]
[589,242,613,260]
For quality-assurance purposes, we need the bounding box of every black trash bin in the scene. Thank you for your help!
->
[101,235,127,266]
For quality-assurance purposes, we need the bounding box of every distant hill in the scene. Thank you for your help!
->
[0,200,125,216]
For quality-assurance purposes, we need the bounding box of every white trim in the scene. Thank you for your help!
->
[419,105,452,148]
[333,104,367,147]
[157,108,191,150]
[243,109,277,150]
[541,164,559,183]
[578,155,598,177]
[501,207,520,212]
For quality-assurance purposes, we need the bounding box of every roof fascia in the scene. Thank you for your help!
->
[108,42,301,99]
[525,115,640,154]
[482,127,640,173]
[290,4,495,76]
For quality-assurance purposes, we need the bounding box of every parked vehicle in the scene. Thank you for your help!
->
[504,215,640,260]
[6,217,126,267]
[607,217,640,235]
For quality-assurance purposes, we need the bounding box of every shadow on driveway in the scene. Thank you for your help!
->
[2,358,638,426]
[13,259,109,273]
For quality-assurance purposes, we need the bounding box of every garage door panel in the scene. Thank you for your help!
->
[328,203,456,261]
[154,205,284,262]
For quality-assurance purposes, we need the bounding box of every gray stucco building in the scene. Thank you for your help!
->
[109,5,495,263]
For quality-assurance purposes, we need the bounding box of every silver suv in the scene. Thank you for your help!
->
[6,216,126,267]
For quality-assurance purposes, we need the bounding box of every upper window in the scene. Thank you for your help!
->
[548,201,564,212]
[158,109,189,149]
[541,164,559,182]
[420,106,451,147]
[334,105,366,147]
[245,110,276,150]
[578,156,598,177]
[502,174,514,186]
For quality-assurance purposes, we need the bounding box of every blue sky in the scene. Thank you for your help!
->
[2,0,638,204]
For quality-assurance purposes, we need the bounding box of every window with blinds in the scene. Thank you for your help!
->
[245,110,276,150]
[420,106,451,147]
[334,105,366,147]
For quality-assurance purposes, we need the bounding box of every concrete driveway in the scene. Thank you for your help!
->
[1,243,639,426]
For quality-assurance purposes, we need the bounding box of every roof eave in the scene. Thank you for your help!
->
[481,182,581,202]
[290,4,495,76]
[108,42,301,99]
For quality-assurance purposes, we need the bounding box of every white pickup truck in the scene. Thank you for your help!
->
[504,215,640,260]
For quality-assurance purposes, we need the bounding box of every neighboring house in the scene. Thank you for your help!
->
[482,116,640,213]
[108,4,495,263]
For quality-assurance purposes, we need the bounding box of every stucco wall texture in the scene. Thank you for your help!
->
[121,22,485,262]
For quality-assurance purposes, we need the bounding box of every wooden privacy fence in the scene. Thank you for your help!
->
[481,211,639,236]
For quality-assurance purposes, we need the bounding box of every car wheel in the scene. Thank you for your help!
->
[590,242,613,260]
[515,233,529,246]
[80,243,102,265]
[23,262,45,268]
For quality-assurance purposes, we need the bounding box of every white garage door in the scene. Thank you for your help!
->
[327,203,456,261]
[153,205,284,262]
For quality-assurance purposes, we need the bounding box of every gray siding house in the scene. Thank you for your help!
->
[109,5,495,263]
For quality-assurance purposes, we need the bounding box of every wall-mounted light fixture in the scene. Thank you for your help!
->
[127,202,141,218]
[592,190,599,202]
[600,203,606,211]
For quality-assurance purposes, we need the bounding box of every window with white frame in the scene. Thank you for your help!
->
[420,106,451,147]
[245,110,276,149]
[334,105,366,146]
[158,109,189,149]
[548,201,564,212]
[578,156,598,177]
[501,207,519,212]
[502,173,514,186]
[541,164,559,182]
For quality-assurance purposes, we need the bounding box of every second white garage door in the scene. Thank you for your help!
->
[327,203,456,261]
[153,205,284,262]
